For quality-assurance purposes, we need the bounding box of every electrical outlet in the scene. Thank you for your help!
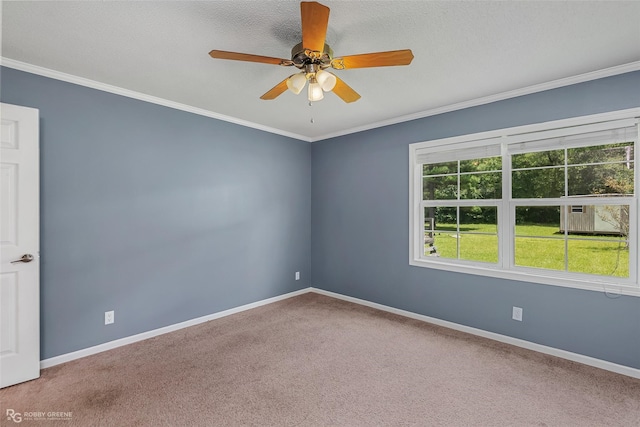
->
[295,271,300,280]
[105,310,115,325]
[512,306,523,322]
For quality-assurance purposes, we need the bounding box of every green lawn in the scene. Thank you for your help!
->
[426,223,629,277]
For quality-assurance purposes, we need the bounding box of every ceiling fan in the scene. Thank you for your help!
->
[209,1,414,103]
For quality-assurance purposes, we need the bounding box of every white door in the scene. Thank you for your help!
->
[0,103,40,388]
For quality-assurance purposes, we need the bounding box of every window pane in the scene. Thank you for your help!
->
[459,207,498,263]
[430,206,457,227]
[423,209,437,256]
[460,156,502,173]
[460,234,498,263]
[460,206,497,232]
[427,207,457,259]
[596,205,629,236]
[512,149,564,169]
[568,142,634,165]
[567,239,629,278]
[433,234,457,259]
[562,204,629,236]
[460,172,502,199]
[423,161,457,176]
[514,237,565,271]
[423,175,457,200]
[515,206,564,270]
[512,168,564,198]
[567,164,634,196]
[515,206,560,236]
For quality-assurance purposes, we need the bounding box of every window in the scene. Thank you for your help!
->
[409,109,640,296]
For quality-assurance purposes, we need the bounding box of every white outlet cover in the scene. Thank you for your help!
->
[105,310,114,325]
[512,306,523,321]
[295,272,300,280]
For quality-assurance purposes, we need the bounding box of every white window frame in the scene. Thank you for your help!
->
[409,108,640,297]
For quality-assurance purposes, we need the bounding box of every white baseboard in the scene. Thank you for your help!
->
[40,288,311,369]
[309,288,640,379]
[41,286,640,380]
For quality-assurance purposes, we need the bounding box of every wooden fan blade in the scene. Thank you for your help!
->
[301,2,330,53]
[331,49,414,69]
[332,76,361,103]
[209,50,292,66]
[260,77,291,100]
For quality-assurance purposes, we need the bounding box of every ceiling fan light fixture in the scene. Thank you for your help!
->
[287,73,307,95]
[308,78,324,102]
[315,69,336,92]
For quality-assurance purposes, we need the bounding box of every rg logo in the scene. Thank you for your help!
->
[6,409,22,423]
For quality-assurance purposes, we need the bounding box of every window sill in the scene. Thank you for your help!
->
[409,257,640,297]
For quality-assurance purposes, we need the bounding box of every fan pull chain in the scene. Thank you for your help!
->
[309,101,314,124]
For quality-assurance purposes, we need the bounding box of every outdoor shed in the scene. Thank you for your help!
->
[560,201,628,235]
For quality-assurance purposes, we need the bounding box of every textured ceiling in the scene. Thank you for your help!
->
[2,1,640,141]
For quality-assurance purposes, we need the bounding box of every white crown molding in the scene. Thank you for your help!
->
[2,57,639,143]
[0,57,312,143]
[310,61,640,142]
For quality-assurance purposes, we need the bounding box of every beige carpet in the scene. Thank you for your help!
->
[1,293,639,426]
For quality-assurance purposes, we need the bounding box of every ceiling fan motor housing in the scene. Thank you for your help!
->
[291,41,333,68]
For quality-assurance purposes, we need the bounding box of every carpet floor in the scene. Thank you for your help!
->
[1,293,639,426]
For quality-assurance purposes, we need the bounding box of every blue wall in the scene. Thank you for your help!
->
[312,71,640,369]
[3,65,640,370]
[1,67,312,359]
